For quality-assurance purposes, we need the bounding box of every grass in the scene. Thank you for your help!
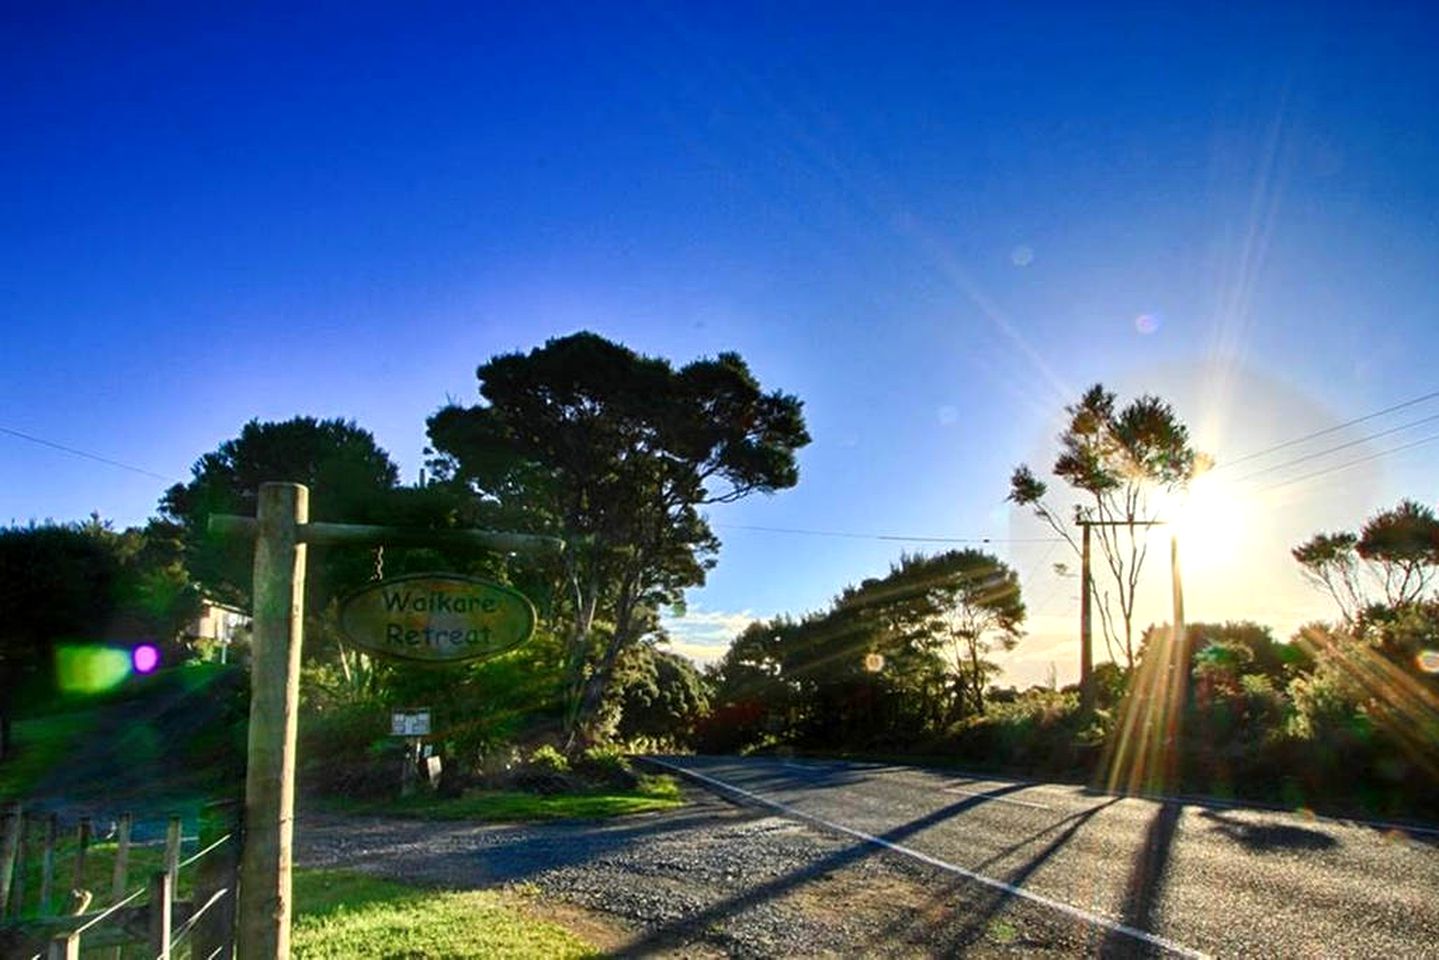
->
[322,773,684,822]
[292,868,599,959]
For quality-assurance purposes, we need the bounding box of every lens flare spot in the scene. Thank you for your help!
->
[863,652,885,673]
[55,645,132,694]
[133,644,161,674]
[1417,650,1439,674]
[1009,245,1034,267]
[1135,313,1161,334]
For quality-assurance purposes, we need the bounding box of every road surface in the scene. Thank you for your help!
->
[652,755,1439,958]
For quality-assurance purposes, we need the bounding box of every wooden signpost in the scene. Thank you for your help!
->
[211,482,561,960]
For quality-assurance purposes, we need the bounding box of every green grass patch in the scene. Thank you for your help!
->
[293,868,599,959]
[324,773,684,822]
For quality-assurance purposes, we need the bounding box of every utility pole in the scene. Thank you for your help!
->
[1074,518,1164,711]
[1079,523,1093,711]
[1161,531,1188,791]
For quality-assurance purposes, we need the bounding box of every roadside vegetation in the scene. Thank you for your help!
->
[702,386,1439,821]
[1,334,774,821]
[4,337,1436,836]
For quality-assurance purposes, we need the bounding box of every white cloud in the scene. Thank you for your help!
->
[659,606,755,664]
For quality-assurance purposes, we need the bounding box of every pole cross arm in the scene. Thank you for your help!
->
[208,515,565,555]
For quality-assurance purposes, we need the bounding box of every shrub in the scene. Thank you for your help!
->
[573,744,640,790]
[299,700,400,799]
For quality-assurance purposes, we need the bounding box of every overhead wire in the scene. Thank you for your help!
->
[714,522,1063,545]
[1260,431,1439,493]
[1231,410,1439,485]
[0,424,180,483]
[1214,387,1439,471]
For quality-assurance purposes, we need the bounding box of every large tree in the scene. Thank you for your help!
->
[1293,498,1439,619]
[160,416,403,608]
[427,332,809,744]
[929,550,1025,718]
[708,549,1023,747]
[1009,384,1198,670]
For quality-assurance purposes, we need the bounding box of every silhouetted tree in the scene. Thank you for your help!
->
[1009,384,1199,669]
[160,416,402,608]
[1293,498,1439,620]
[427,332,809,744]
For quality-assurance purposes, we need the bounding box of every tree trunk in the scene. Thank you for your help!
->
[572,584,637,747]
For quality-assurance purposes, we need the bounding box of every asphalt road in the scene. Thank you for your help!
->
[652,755,1439,959]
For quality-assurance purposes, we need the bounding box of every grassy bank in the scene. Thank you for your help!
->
[293,869,599,959]
[320,773,684,821]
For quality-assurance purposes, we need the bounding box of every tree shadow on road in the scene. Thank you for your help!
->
[609,781,1034,956]
[1095,801,1181,958]
[868,797,1122,956]
[1199,809,1338,852]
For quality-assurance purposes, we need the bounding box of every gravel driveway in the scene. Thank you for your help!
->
[296,787,1118,958]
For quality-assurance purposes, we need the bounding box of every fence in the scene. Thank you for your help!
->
[0,800,239,960]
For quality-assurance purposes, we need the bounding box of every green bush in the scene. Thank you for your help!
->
[528,744,570,773]
[573,744,641,790]
[946,690,1092,777]
[299,700,401,798]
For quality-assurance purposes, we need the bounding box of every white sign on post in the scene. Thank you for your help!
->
[390,709,431,737]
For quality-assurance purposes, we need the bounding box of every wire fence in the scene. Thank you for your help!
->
[0,800,239,960]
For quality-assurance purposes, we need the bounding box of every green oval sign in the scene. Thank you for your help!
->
[339,574,536,662]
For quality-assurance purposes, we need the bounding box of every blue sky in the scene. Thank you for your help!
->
[3,3,1437,683]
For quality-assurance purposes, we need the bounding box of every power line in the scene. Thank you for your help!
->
[1232,410,1439,485]
[1019,539,1063,590]
[1216,387,1439,471]
[715,523,1063,545]
[1260,431,1439,493]
[0,425,180,484]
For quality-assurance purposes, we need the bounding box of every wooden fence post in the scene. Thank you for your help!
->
[13,811,27,917]
[111,813,131,902]
[47,931,79,960]
[109,812,131,960]
[39,813,56,914]
[148,870,173,960]
[236,482,308,960]
[194,800,241,960]
[164,815,182,892]
[71,818,91,894]
[0,801,20,920]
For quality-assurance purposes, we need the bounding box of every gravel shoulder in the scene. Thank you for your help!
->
[296,786,1120,958]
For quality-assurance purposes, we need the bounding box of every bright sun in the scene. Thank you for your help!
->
[1151,474,1252,574]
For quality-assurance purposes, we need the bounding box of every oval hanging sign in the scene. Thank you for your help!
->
[339,574,536,662]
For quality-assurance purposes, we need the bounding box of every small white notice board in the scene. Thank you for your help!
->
[391,709,431,737]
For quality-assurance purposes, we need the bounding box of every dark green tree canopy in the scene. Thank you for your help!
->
[428,332,808,543]
[1294,498,1439,617]
[161,417,400,524]
[1357,499,1439,606]
[160,416,403,607]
